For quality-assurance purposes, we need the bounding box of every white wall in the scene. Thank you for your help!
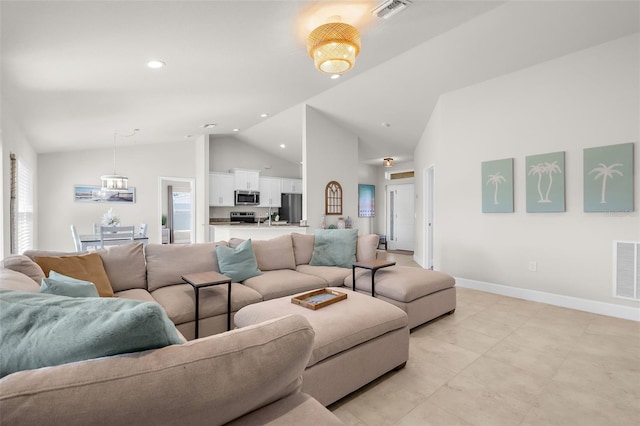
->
[209,135,301,178]
[414,34,640,311]
[38,141,197,250]
[304,105,359,232]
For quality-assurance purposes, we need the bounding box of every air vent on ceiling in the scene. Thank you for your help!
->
[372,0,412,20]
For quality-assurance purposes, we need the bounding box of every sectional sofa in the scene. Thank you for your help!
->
[0,231,456,421]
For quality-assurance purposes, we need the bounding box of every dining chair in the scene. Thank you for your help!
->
[70,225,82,252]
[99,225,135,248]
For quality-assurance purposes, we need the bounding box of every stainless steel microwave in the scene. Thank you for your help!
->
[235,190,260,206]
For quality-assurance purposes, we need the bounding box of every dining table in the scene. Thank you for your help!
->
[79,234,149,251]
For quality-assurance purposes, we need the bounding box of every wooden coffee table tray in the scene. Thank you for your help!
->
[291,289,347,310]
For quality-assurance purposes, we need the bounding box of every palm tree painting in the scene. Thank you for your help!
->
[482,158,513,213]
[526,152,565,213]
[584,143,634,212]
[589,163,623,203]
[487,172,506,204]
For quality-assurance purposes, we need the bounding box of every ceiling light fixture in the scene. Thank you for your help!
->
[280,144,286,148]
[202,123,217,129]
[331,74,341,80]
[260,113,269,118]
[101,129,138,191]
[146,60,166,69]
[307,17,360,75]
[383,157,394,168]
[233,128,240,132]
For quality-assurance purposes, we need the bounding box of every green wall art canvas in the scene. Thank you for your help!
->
[482,158,514,213]
[526,151,565,213]
[584,143,634,212]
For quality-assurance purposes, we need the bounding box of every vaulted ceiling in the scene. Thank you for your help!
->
[2,1,638,165]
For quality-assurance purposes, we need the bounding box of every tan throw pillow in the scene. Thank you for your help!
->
[291,233,315,265]
[34,253,114,297]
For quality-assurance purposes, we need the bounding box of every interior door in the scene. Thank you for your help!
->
[386,184,415,251]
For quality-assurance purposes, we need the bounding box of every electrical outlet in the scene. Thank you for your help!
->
[528,261,537,272]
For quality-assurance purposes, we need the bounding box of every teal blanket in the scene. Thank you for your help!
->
[0,290,183,378]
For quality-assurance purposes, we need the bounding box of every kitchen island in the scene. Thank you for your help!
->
[209,224,310,242]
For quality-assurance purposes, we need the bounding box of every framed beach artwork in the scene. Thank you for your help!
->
[74,185,136,203]
[358,184,375,217]
[526,151,565,213]
[482,158,514,213]
[584,143,634,212]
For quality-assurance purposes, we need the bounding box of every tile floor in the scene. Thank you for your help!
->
[329,253,640,426]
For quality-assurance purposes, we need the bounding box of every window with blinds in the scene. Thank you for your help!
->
[11,155,34,254]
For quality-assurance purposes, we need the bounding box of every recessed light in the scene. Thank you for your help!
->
[201,123,217,129]
[330,74,341,80]
[260,113,269,118]
[382,122,391,127]
[147,60,166,69]
[233,128,240,132]
[280,144,286,148]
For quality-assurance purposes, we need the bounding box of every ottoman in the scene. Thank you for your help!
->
[234,287,409,406]
[344,265,456,329]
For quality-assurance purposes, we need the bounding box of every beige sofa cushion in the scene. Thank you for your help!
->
[345,265,456,302]
[291,233,315,265]
[151,283,262,325]
[97,242,147,292]
[229,236,297,271]
[356,234,380,262]
[251,235,296,271]
[145,243,225,292]
[0,269,40,293]
[1,255,45,284]
[0,315,315,426]
[242,270,327,301]
[296,265,350,287]
[292,233,380,265]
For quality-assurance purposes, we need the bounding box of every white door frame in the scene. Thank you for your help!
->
[158,176,196,244]
[423,166,435,269]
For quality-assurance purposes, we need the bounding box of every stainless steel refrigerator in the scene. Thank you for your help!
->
[280,193,302,224]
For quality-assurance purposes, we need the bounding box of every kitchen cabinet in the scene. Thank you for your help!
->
[233,169,260,191]
[258,177,282,207]
[281,178,303,194]
[209,172,235,206]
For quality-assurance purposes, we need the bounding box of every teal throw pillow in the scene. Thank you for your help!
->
[40,270,99,298]
[309,229,358,268]
[215,239,262,282]
[0,290,184,378]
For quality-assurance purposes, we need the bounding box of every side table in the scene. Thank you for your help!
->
[352,259,396,297]
[181,271,232,338]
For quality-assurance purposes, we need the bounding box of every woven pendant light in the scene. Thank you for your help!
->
[307,21,361,74]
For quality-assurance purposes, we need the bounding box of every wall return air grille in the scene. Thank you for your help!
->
[613,241,640,300]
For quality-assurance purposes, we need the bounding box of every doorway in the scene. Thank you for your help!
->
[159,177,195,244]
[423,166,434,269]
[386,183,415,251]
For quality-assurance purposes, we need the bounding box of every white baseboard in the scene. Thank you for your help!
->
[455,278,640,322]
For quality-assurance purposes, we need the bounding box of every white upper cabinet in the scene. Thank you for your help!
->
[258,177,282,207]
[209,172,235,206]
[233,169,260,191]
[281,178,303,194]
